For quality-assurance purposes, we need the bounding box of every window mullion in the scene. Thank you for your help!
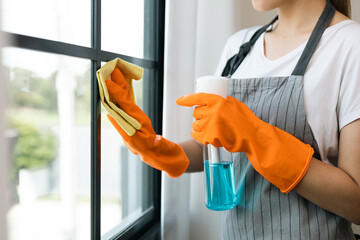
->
[91,0,101,239]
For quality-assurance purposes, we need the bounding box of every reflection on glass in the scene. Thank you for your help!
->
[3,48,91,240]
[102,0,144,58]
[0,0,91,47]
[100,68,153,236]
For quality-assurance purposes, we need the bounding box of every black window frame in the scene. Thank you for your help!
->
[2,0,165,239]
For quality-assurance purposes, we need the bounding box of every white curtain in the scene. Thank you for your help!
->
[0,25,9,240]
[161,1,244,239]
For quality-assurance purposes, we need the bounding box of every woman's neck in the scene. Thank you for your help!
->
[274,0,327,37]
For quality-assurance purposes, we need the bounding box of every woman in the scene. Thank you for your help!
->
[104,0,360,238]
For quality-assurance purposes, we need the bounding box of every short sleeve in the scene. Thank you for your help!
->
[337,42,360,130]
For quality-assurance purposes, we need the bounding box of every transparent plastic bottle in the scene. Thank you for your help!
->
[196,76,238,211]
[203,145,237,211]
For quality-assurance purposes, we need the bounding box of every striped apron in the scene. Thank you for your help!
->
[220,1,355,239]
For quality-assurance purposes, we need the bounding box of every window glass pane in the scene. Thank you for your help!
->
[100,68,154,236]
[0,0,91,47]
[102,0,157,60]
[3,48,91,240]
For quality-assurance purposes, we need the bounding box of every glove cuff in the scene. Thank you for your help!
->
[249,124,315,194]
[141,137,189,178]
[281,144,314,193]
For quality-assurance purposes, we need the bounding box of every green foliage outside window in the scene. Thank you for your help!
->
[5,66,58,111]
[5,66,90,178]
[5,66,58,176]
[10,118,57,172]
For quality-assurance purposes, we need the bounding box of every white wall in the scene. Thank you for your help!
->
[352,0,360,20]
[189,0,360,239]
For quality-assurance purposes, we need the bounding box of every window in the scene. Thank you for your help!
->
[1,0,164,239]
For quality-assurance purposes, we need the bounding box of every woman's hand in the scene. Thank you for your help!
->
[177,93,314,193]
[105,68,189,178]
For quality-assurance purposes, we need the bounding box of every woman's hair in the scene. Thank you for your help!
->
[330,0,351,18]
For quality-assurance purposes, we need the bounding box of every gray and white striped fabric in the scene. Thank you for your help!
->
[220,76,354,240]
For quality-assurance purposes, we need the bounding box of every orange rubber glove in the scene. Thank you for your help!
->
[176,93,314,193]
[105,68,189,178]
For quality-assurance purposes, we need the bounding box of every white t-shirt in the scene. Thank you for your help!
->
[215,19,360,165]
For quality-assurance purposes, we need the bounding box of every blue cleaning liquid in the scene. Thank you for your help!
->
[204,161,238,211]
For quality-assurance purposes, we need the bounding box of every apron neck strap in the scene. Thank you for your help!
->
[221,16,278,77]
[291,0,335,76]
[221,0,335,78]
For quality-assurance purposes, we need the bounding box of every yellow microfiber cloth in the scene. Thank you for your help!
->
[97,58,143,136]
